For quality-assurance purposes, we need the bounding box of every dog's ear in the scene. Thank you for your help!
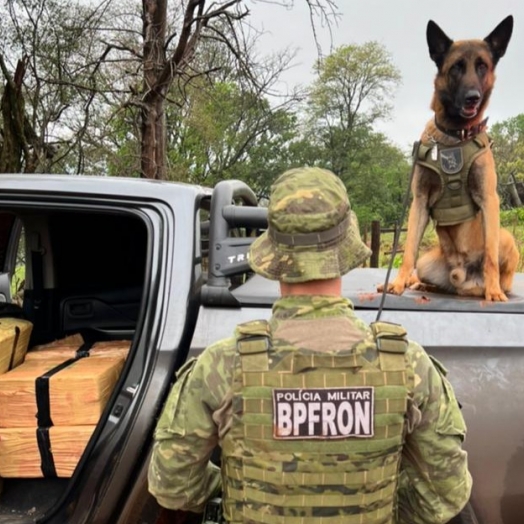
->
[484,15,513,64]
[427,20,453,69]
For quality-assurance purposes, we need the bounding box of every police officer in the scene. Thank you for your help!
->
[148,167,472,523]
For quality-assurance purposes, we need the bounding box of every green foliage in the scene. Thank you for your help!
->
[391,254,403,269]
[501,208,524,224]
[377,225,439,269]
[342,131,411,226]
[308,42,401,129]
[500,208,524,272]
[11,264,25,298]
[491,114,524,207]
[0,0,111,174]
[305,42,402,177]
[161,79,299,195]
[295,42,408,226]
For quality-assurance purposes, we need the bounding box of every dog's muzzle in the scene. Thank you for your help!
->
[460,89,482,118]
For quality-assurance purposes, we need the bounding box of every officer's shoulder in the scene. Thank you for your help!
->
[200,335,237,362]
[189,336,238,386]
[404,339,435,369]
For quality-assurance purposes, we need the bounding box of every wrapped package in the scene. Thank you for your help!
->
[0,355,125,427]
[0,425,95,477]
[25,339,131,363]
[0,318,33,373]
[32,333,85,350]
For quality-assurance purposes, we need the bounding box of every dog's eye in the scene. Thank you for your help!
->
[476,60,488,76]
[450,60,465,74]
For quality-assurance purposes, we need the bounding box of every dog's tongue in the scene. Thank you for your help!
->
[462,107,477,118]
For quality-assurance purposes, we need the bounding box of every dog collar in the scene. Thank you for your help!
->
[434,117,489,141]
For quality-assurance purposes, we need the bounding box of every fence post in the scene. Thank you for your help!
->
[507,173,522,207]
[370,220,381,268]
[362,224,368,267]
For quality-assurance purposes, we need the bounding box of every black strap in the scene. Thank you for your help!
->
[34,342,94,478]
[75,341,94,358]
[35,357,79,428]
[36,427,57,478]
[7,326,20,370]
[31,249,44,331]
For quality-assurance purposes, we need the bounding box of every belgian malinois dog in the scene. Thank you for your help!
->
[380,15,519,301]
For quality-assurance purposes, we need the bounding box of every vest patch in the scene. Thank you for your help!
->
[439,147,463,174]
[272,387,374,439]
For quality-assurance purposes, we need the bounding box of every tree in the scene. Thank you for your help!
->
[344,130,411,226]
[295,42,406,226]
[118,0,339,179]
[0,56,29,172]
[165,80,298,185]
[101,22,302,184]
[490,114,524,207]
[0,0,109,173]
[305,42,402,176]
[0,0,339,179]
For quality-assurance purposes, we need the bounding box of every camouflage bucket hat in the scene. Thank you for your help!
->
[249,167,372,283]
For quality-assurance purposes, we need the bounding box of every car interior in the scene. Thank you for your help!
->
[0,207,148,519]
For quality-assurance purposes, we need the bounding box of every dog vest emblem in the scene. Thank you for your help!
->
[439,147,463,174]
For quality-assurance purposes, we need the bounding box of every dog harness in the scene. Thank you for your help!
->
[416,132,491,226]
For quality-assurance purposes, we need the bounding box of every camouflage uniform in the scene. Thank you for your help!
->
[148,168,472,523]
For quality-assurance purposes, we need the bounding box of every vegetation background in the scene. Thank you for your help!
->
[0,0,522,271]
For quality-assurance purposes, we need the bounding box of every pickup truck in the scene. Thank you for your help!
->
[0,174,520,524]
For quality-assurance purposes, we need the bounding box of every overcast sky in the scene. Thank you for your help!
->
[249,0,524,152]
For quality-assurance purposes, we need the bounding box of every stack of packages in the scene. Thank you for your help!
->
[0,317,34,372]
[0,333,130,478]
[0,316,34,492]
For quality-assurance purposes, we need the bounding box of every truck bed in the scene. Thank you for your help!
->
[194,268,524,524]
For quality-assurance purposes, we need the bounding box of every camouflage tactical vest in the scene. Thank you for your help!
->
[416,132,491,226]
[221,319,414,524]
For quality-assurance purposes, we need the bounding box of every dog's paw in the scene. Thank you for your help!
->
[484,288,508,302]
[377,280,406,295]
[407,273,421,287]
[409,281,439,292]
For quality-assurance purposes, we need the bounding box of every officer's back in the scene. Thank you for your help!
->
[148,167,472,524]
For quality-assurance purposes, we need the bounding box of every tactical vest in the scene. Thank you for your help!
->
[416,132,491,226]
[221,319,414,524]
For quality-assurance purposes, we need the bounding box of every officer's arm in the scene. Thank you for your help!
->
[397,344,472,524]
[148,339,234,513]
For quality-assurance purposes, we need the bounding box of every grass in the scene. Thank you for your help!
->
[376,226,438,269]
[501,209,524,272]
[375,208,524,272]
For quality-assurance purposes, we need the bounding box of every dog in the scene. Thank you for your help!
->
[379,15,520,302]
